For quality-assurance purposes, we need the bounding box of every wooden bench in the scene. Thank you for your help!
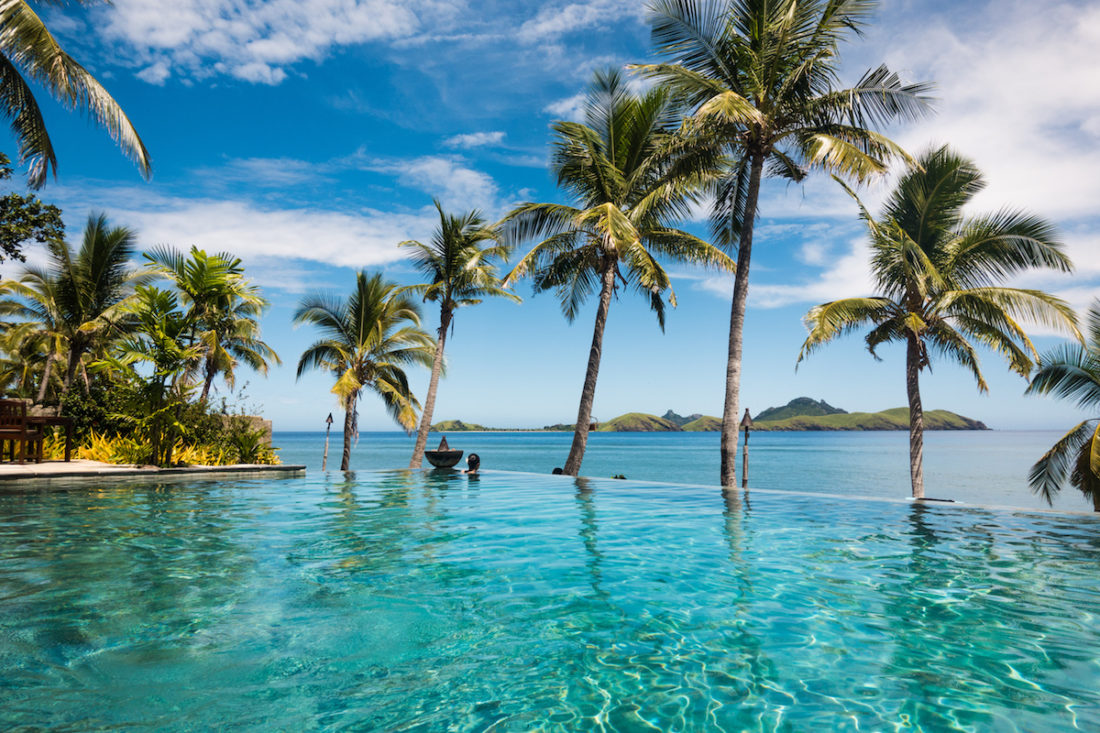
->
[0,399,43,464]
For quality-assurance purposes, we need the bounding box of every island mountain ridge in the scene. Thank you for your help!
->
[431,397,988,432]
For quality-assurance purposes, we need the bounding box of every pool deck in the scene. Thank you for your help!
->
[0,459,306,486]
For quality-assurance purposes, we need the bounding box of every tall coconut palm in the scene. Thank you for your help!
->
[8,213,142,401]
[0,0,151,187]
[402,201,520,469]
[634,0,932,487]
[501,69,733,476]
[798,146,1078,498]
[1026,301,1100,512]
[294,271,435,471]
[144,245,279,402]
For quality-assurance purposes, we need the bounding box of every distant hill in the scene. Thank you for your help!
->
[754,397,846,422]
[430,419,490,431]
[682,415,721,431]
[596,413,682,432]
[433,403,987,432]
[662,409,703,427]
[754,408,987,431]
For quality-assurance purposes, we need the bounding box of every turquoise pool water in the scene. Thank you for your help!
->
[2,471,1099,730]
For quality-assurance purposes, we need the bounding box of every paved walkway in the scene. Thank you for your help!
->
[0,459,306,484]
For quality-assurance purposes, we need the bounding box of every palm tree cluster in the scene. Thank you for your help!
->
[299,0,1089,504]
[0,213,278,463]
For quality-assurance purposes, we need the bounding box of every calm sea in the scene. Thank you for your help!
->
[273,429,1092,513]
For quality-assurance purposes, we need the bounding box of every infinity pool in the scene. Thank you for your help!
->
[1,471,1098,730]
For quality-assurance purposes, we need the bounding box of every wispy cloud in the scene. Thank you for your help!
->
[358,154,501,213]
[94,0,450,84]
[444,131,506,149]
[50,184,438,279]
[544,92,585,122]
[871,0,1100,220]
[516,0,645,44]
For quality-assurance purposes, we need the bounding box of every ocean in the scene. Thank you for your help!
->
[272,429,1093,513]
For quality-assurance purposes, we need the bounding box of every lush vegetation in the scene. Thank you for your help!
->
[0,215,280,466]
[799,147,1078,498]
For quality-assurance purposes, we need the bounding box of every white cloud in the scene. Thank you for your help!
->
[363,155,500,213]
[873,0,1100,220]
[696,238,874,309]
[517,0,645,44]
[51,185,438,279]
[135,61,170,85]
[544,92,585,122]
[444,131,506,149]
[96,0,448,85]
[194,157,325,188]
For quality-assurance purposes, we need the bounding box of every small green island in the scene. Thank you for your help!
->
[431,397,988,433]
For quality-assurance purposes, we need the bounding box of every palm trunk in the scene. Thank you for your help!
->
[36,351,56,403]
[719,153,765,487]
[341,393,357,471]
[906,333,925,499]
[564,260,617,476]
[409,307,452,468]
[59,346,82,403]
[200,359,217,403]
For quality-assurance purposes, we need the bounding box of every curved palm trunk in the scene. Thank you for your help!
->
[341,392,357,471]
[906,334,925,499]
[720,153,765,487]
[564,261,617,476]
[409,308,452,469]
[36,351,56,403]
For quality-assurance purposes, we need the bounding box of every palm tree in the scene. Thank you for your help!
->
[1026,301,1100,512]
[100,285,203,465]
[0,0,151,187]
[634,0,932,487]
[294,271,435,471]
[144,246,279,402]
[501,69,733,476]
[798,146,1078,498]
[402,201,520,469]
[8,213,142,402]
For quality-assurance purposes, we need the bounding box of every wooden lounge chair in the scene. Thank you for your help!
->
[0,399,43,464]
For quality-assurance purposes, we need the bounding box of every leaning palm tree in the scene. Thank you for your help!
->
[0,0,151,186]
[501,69,733,476]
[145,246,279,401]
[798,146,1078,498]
[294,271,435,471]
[402,201,520,469]
[634,0,932,487]
[1026,301,1100,512]
[8,213,143,401]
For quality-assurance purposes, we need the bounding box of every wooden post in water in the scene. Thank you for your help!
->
[322,412,333,471]
[741,408,753,488]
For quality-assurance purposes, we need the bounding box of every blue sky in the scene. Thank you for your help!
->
[7,0,1100,430]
